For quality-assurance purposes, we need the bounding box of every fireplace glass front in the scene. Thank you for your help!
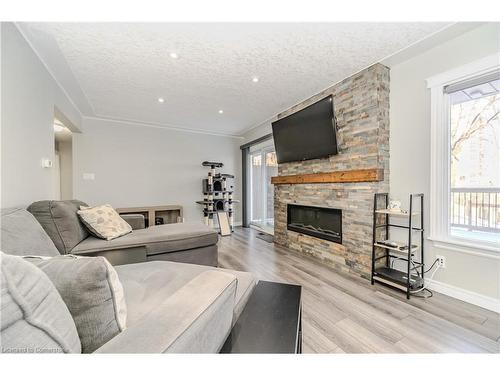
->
[287,204,342,244]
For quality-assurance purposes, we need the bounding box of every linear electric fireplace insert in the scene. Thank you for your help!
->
[287,204,342,244]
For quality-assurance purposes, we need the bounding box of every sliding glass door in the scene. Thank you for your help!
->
[249,140,278,234]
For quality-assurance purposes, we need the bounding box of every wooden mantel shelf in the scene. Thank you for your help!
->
[271,168,383,185]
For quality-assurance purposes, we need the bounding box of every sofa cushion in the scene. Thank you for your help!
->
[0,208,59,257]
[95,270,237,353]
[0,253,81,353]
[77,204,132,240]
[27,200,90,254]
[71,222,218,256]
[115,260,257,326]
[25,255,127,353]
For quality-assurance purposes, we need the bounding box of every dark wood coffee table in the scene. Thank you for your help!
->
[220,280,302,353]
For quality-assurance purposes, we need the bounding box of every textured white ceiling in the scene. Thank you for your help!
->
[19,22,451,136]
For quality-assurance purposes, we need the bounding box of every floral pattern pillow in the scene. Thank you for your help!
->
[77,204,132,240]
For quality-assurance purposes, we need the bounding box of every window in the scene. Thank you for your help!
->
[428,54,500,251]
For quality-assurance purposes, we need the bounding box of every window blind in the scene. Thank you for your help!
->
[444,70,500,94]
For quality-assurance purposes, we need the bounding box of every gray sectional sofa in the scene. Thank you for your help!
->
[0,206,257,353]
[26,200,219,266]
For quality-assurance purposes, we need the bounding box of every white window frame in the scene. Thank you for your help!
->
[427,53,500,254]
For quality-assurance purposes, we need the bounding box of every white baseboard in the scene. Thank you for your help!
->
[426,279,500,313]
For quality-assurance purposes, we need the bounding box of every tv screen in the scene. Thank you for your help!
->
[272,95,337,164]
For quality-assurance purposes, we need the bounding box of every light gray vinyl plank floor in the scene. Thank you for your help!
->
[218,227,500,353]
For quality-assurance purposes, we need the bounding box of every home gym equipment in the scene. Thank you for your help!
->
[196,161,239,235]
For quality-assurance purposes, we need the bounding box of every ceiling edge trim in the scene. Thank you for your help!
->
[13,23,86,120]
[83,115,244,139]
[379,22,485,67]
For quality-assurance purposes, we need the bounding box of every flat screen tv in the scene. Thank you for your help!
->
[272,95,338,164]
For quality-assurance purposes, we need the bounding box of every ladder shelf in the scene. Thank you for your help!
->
[371,193,425,299]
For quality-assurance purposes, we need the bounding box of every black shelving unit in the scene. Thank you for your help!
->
[371,193,424,299]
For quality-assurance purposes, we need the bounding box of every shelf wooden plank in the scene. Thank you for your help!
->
[375,209,419,217]
[373,276,408,292]
[374,242,419,254]
[271,168,383,185]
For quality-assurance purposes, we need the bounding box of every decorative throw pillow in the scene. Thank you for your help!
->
[77,204,132,240]
[0,252,81,354]
[24,254,127,353]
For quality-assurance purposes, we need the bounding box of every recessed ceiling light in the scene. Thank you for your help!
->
[169,52,178,59]
[218,110,224,114]
[158,97,165,103]
[252,77,259,83]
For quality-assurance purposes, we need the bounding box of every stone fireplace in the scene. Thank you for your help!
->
[273,63,389,279]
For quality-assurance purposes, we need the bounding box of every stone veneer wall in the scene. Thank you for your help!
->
[274,63,390,278]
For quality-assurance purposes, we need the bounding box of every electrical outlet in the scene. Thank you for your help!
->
[436,255,446,269]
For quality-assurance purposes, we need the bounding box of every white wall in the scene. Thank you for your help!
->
[73,117,242,223]
[1,22,82,208]
[389,23,500,303]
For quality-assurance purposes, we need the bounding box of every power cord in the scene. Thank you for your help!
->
[412,288,433,298]
[410,257,440,280]
[424,258,439,273]
[410,262,441,298]
[389,257,442,299]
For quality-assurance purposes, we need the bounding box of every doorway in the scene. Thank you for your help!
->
[249,138,278,234]
[53,118,73,200]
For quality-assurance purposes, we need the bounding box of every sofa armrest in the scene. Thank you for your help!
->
[119,214,145,230]
[95,270,237,353]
